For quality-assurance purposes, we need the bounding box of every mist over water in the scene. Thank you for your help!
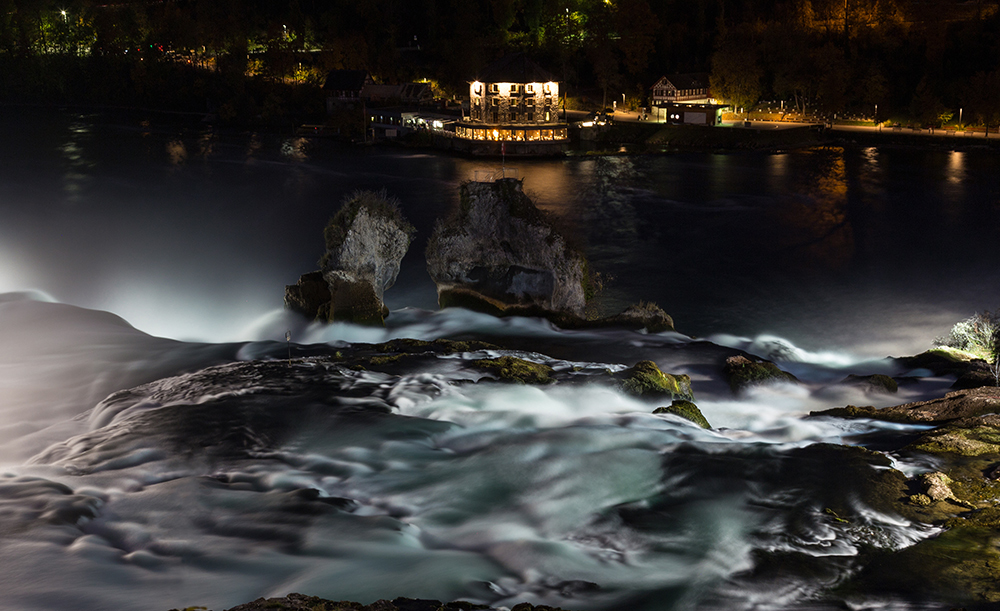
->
[2,110,1000,611]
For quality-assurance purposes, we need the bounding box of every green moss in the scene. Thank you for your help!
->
[908,493,932,506]
[824,507,850,523]
[910,426,1000,456]
[810,404,918,423]
[471,356,554,384]
[928,346,981,362]
[722,355,798,394]
[948,469,1000,506]
[368,354,404,366]
[848,525,1000,604]
[653,399,711,429]
[618,360,693,400]
[372,338,498,355]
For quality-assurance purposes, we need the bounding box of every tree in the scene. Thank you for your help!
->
[963,70,1000,136]
[710,23,763,117]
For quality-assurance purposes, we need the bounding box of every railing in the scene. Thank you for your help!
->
[474,167,519,182]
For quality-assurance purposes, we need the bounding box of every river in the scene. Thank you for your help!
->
[0,109,998,610]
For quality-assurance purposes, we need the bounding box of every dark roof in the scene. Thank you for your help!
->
[476,53,559,84]
[323,70,371,92]
[654,73,711,90]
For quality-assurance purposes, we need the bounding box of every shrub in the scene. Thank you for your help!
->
[935,310,1000,362]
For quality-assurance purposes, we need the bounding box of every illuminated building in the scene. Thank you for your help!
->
[454,53,568,154]
[650,73,713,105]
[648,73,726,125]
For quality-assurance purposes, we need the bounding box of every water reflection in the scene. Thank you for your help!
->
[166,139,187,166]
[944,151,967,204]
[281,137,309,161]
[766,153,789,190]
[60,121,95,204]
[198,132,215,158]
[768,147,853,271]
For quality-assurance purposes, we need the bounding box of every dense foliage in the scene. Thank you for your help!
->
[2,0,1000,125]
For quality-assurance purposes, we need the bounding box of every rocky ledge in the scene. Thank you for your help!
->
[173,593,572,611]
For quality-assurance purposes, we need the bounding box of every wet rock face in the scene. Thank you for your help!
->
[813,386,1000,424]
[284,271,331,321]
[426,179,587,317]
[322,206,412,306]
[285,191,414,326]
[653,399,711,429]
[722,355,798,394]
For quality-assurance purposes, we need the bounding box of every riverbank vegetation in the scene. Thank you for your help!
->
[3,0,1000,130]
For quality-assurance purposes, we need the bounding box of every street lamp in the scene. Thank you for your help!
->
[60,9,67,22]
[959,107,963,130]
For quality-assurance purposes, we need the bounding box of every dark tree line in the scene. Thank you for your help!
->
[2,0,1000,126]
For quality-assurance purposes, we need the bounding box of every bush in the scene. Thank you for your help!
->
[935,310,1000,361]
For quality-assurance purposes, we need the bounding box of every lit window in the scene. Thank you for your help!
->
[526,84,534,94]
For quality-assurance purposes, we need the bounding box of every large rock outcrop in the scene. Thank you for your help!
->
[426,179,588,317]
[285,190,414,326]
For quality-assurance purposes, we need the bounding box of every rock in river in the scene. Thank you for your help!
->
[285,190,415,326]
[426,178,588,317]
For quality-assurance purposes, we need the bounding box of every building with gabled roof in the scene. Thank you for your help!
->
[650,73,712,105]
[454,53,568,155]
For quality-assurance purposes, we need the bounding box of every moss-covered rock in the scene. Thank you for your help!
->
[907,417,1000,457]
[812,387,1000,424]
[370,338,499,355]
[598,302,675,333]
[897,347,980,376]
[722,355,798,394]
[846,525,1000,605]
[616,360,693,400]
[840,373,898,394]
[653,399,711,429]
[470,356,554,384]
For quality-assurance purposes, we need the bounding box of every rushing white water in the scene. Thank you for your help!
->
[0,295,953,611]
[4,110,996,610]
